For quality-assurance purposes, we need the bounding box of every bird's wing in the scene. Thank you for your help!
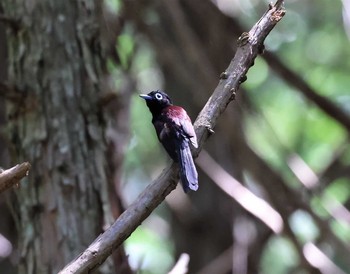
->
[165,106,198,148]
[180,117,198,148]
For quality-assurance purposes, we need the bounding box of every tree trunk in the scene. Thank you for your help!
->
[3,1,130,273]
[0,14,16,274]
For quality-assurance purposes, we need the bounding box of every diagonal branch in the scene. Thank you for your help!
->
[58,1,286,273]
[0,162,31,194]
[264,52,350,133]
[197,150,283,234]
[217,5,350,135]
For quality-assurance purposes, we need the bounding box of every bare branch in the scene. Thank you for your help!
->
[59,1,286,273]
[219,8,350,135]
[197,150,283,234]
[303,242,347,274]
[0,162,31,194]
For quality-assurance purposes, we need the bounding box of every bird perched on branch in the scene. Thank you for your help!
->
[139,90,198,192]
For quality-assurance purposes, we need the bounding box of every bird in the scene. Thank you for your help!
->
[139,90,198,192]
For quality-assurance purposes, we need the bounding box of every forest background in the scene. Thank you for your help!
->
[1,0,350,273]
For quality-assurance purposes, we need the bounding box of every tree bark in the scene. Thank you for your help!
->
[0,14,17,274]
[3,1,130,273]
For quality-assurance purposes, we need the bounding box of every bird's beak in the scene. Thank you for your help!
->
[139,94,152,100]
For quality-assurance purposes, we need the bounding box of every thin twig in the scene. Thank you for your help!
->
[0,162,31,194]
[58,1,286,273]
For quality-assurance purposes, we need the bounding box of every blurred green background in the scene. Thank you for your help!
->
[110,0,350,273]
[2,0,350,273]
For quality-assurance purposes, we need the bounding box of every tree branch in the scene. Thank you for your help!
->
[264,52,350,134]
[197,150,283,234]
[0,162,31,194]
[59,1,286,273]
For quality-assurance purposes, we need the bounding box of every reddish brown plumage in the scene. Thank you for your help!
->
[140,91,198,192]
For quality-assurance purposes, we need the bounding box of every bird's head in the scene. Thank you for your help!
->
[139,90,173,116]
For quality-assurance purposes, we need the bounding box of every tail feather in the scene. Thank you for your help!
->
[178,143,198,192]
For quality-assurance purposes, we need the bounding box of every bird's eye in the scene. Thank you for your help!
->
[155,93,163,100]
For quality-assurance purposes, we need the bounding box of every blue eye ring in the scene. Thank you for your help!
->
[155,93,163,100]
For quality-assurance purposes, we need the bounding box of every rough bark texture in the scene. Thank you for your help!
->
[2,1,130,273]
[0,16,17,274]
[0,162,31,193]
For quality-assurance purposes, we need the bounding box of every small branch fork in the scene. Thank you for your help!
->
[0,162,31,194]
[59,1,286,273]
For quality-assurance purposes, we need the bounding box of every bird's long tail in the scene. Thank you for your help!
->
[178,143,198,192]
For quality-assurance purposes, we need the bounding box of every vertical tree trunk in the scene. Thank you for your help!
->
[0,14,16,274]
[3,1,129,273]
